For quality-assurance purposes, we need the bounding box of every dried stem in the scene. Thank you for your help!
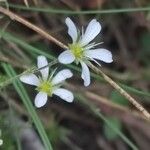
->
[88,62,150,120]
[85,91,147,120]
[0,6,67,49]
[66,82,147,121]
[0,6,149,120]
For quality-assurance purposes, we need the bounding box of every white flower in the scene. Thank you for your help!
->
[20,55,74,108]
[0,139,3,146]
[58,17,113,86]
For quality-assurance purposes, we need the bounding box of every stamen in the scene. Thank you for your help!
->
[37,81,53,96]
[69,43,83,59]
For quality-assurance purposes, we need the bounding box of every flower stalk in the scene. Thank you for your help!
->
[0,59,58,89]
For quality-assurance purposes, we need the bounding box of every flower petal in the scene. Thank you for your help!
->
[65,17,78,43]
[52,69,73,85]
[34,92,48,108]
[20,74,40,86]
[58,50,75,64]
[80,61,90,86]
[37,55,49,80]
[80,19,101,46]
[85,48,113,63]
[53,88,74,102]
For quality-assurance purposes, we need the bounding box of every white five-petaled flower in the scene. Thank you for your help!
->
[20,56,74,108]
[58,17,113,86]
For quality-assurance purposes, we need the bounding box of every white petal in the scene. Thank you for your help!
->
[85,48,113,63]
[53,88,74,102]
[80,19,101,46]
[65,17,78,43]
[34,92,48,108]
[37,55,49,80]
[80,61,90,86]
[20,74,40,86]
[58,50,75,64]
[52,69,73,85]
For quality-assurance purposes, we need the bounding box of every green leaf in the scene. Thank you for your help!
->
[0,74,8,84]
[104,117,122,140]
[141,32,150,52]
[0,116,16,150]
[140,32,150,65]
[110,91,129,106]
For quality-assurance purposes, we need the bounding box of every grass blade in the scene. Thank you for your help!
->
[2,63,53,150]
[3,3,150,15]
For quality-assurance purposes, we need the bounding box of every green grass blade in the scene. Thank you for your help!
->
[120,84,150,98]
[77,95,139,150]
[2,63,53,150]
[3,3,150,15]
[0,31,55,60]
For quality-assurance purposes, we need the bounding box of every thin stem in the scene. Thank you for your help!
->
[0,59,58,89]
[66,82,147,120]
[85,91,146,120]
[88,62,150,120]
[4,3,150,15]
[0,6,67,49]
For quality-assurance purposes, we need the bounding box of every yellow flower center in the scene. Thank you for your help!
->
[69,43,83,59]
[37,81,53,96]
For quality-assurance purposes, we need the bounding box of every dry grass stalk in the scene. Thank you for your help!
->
[88,62,150,120]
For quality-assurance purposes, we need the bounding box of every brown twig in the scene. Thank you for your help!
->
[66,82,148,121]
[85,91,146,120]
[0,6,67,49]
[88,62,150,120]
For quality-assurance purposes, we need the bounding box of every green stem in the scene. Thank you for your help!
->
[4,3,150,14]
